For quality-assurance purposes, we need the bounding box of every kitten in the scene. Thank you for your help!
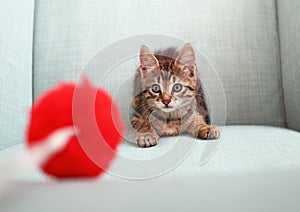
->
[131,44,220,147]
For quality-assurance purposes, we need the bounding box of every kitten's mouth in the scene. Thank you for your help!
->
[160,106,175,111]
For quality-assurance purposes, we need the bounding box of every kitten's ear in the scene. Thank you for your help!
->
[175,44,195,68]
[140,45,159,69]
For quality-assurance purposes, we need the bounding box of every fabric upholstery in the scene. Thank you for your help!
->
[0,0,34,150]
[1,126,299,181]
[33,0,284,126]
[2,171,300,212]
[277,0,300,131]
[96,125,300,180]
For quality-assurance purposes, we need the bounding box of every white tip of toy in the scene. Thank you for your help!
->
[28,126,77,166]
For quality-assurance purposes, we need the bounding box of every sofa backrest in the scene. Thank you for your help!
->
[0,0,35,150]
[33,0,286,128]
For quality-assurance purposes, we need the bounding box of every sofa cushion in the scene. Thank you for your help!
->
[105,125,300,180]
[2,170,300,212]
[1,126,299,181]
[0,0,34,150]
[33,0,284,126]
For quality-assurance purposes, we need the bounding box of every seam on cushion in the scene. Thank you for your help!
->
[274,0,287,128]
[31,0,37,104]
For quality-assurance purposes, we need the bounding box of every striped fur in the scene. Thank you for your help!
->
[131,44,220,147]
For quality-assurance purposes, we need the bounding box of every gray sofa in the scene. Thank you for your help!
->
[1,0,300,211]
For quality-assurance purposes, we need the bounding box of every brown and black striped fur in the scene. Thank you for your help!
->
[131,44,220,147]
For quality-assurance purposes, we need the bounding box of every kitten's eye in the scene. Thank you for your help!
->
[151,84,161,93]
[173,84,183,92]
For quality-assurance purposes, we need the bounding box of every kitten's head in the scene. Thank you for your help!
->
[137,44,198,113]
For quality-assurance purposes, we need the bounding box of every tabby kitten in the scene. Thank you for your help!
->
[131,44,220,147]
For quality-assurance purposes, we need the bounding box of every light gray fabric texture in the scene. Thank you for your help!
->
[1,126,299,181]
[79,125,300,180]
[277,0,300,131]
[0,0,34,150]
[2,171,300,212]
[33,0,284,126]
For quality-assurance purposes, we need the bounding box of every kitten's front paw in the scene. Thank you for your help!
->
[136,133,159,147]
[198,125,220,140]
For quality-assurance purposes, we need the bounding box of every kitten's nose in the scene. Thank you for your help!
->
[162,93,172,106]
[162,99,171,106]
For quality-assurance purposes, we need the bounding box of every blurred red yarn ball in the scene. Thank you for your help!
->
[26,78,125,178]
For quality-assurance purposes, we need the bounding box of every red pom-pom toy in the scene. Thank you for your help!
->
[26,77,125,178]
